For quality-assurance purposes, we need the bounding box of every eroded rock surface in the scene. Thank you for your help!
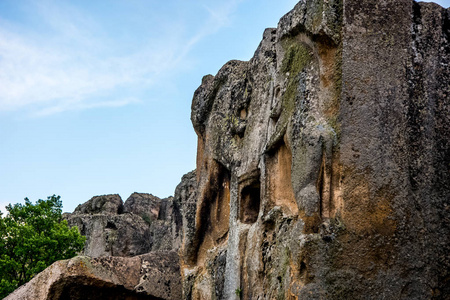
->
[182,0,450,299]
[66,212,153,257]
[73,194,124,215]
[65,192,182,257]
[5,251,182,300]
[7,176,198,299]
[174,170,197,262]
[124,193,162,218]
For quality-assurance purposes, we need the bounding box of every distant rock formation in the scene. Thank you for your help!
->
[5,251,181,300]
[64,193,181,257]
[7,183,194,300]
[73,194,124,215]
[182,0,450,299]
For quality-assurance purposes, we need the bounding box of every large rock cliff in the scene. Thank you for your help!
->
[5,0,449,299]
[182,0,450,299]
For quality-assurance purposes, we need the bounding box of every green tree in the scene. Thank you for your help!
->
[0,195,85,298]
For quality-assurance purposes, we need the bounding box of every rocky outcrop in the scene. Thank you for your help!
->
[182,0,450,299]
[66,212,153,257]
[5,251,182,300]
[174,171,198,265]
[73,194,124,215]
[124,193,162,217]
[124,193,183,252]
[6,176,198,300]
[65,193,182,257]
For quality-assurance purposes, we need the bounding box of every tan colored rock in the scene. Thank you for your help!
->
[5,251,181,300]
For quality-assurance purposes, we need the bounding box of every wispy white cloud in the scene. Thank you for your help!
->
[168,0,243,71]
[32,97,142,117]
[0,0,242,117]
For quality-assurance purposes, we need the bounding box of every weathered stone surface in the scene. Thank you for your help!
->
[73,194,124,215]
[8,1,448,299]
[65,192,185,257]
[5,251,182,300]
[66,213,153,257]
[174,170,198,264]
[124,193,162,218]
[124,193,182,251]
[6,181,198,298]
[149,195,183,251]
[182,0,450,299]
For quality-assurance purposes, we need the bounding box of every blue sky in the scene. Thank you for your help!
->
[0,0,300,213]
[0,0,448,213]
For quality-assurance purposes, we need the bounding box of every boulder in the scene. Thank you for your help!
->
[124,193,183,251]
[73,194,123,215]
[5,251,182,300]
[123,193,162,219]
[66,213,152,257]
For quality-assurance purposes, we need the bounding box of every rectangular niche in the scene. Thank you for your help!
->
[239,170,261,224]
[266,141,298,215]
[192,160,231,266]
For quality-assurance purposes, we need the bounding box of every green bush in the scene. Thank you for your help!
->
[0,195,85,298]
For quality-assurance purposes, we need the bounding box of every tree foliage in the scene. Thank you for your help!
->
[0,195,85,298]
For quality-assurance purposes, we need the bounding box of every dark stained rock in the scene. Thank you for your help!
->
[73,194,124,215]
[124,193,162,219]
[174,170,198,265]
[5,251,182,300]
[124,193,184,251]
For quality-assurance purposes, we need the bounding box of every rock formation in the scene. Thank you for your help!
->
[64,193,181,257]
[182,0,450,299]
[5,252,182,300]
[8,190,189,300]
[73,194,124,215]
[6,0,449,299]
